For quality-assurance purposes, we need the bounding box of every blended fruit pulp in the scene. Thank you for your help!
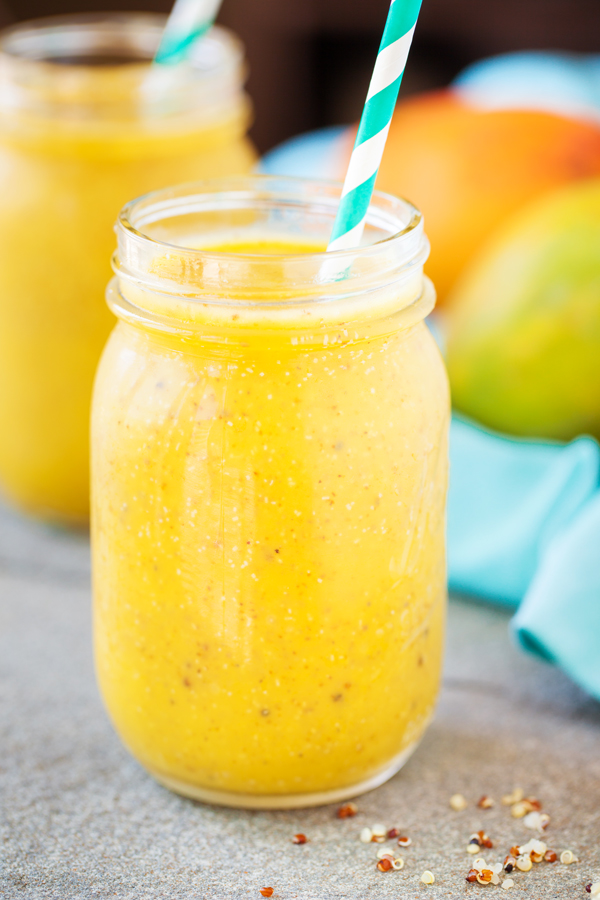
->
[92,237,449,803]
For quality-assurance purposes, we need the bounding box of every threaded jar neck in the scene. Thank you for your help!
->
[109,175,433,338]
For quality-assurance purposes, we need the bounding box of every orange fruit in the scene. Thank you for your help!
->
[340,91,600,303]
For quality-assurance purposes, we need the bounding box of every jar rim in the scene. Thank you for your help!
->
[111,175,432,333]
[117,174,424,264]
[0,14,246,124]
[0,12,241,73]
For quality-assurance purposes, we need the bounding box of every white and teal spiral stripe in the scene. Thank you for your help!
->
[155,0,223,65]
[327,0,423,251]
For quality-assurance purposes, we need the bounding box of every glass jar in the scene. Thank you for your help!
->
[0,13,255,524]
[92,176,449,808]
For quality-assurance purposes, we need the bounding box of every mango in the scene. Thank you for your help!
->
[339,92,600,303]
[446,178,600,441]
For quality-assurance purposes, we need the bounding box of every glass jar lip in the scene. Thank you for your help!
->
[0,12,243,77]
[117,174,423,263]
[0,14,246,125]
[111,175,431,333]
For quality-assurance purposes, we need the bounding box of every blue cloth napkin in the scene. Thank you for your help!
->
[261,129,600,701]
[448,418,600,604]
[450,418,600,700]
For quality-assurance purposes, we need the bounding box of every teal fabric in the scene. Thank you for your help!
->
[449,418,600,700]
[513,491,600,699]
[261,128,600,701]
[448,418,600,605]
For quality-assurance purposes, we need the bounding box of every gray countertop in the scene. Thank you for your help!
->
[1,500,599,899]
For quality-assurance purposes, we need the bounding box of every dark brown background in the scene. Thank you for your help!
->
[2,0,600,150]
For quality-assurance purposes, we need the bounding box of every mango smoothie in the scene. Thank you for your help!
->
[92,178,449,807]
[0,14,255,523]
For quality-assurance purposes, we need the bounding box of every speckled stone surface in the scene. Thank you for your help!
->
[1,499,599,900]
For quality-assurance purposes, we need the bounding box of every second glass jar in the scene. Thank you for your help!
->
[0,13,255,523]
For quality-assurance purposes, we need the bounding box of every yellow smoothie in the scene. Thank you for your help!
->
[0,15,255,523]
[92,180,449,807]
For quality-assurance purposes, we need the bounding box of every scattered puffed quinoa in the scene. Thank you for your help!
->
[478,795,495,809]
[467,830,493,853]
[560,850,577,865]
[516,855,533,872]
[503,855,517,873]
[377,847,394,859]
[518,838,546,860]
[360,827,373,843]
[387,827,400,839]
[260,890,274,898]
[450,793,468,811]
[590,882,600,897]
[511,801,529,818]
[523,811,544,830]
[523,810,550,831]
[371,823,387,842]
[421,871,435,884]
[397,836,412,847]
[502,788,524,806]
[544,850,557,863]
[469,859,503,884]
[377,857,394,872]
[337,802,357,819]
[392,858,404,871]
[292,833,307,844]
[502,878,514,889]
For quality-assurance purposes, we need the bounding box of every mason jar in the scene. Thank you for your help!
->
[92,176,449,808]
[0,13,255,523]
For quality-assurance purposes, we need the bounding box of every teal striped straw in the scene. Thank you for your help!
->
[327,0,423,251]
[154,0,223,65]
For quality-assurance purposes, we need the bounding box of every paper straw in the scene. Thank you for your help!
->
[327,0,423,252]
[154,0,223,65]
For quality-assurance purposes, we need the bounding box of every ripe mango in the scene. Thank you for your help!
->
[339,92,600,303]
[446,178,600,441]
